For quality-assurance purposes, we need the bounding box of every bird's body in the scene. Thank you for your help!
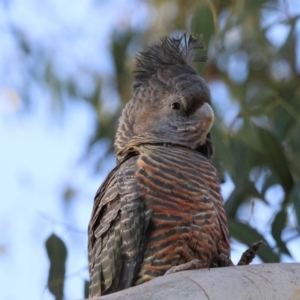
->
[88,34,230,297]
[134,144,229,284]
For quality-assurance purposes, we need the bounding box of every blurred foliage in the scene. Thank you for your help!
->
[45,234,67,300]
[7,0,300,298]
[84,280,90,299]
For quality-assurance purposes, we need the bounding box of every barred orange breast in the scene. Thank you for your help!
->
[135,144,230,285]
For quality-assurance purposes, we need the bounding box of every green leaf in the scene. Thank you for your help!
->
[84,280,90,299]
[244,0,274,12]
[227,138,250,185]
[256,126,294,194]
[225,178,266,218]
[235,118,263,153]
[228,219,280,263]
[225,187,245,218]
[45,234,67,300]
[261,172,279,196]
[271,210,291,256]
[191,3,215,74]
[248,88,276,107]
[191,4,215,36]
[289,182,300,226]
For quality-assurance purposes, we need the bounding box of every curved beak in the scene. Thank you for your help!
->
[197,102,215,133]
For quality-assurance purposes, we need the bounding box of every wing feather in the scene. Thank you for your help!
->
[88,156,151,297]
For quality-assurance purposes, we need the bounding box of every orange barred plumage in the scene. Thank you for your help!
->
[134,144,229,284]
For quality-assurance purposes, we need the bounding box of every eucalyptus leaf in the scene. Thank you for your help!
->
[256,126,294,194]
[84,280,90,299]
[289,181,300,226]
[271,210,291,256]
[45,234,67,300]
[261,172,280,196]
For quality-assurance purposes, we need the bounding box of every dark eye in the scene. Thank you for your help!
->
[171,102,181,110]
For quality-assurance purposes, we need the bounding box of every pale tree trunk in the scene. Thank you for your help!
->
[87,263,300,300]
